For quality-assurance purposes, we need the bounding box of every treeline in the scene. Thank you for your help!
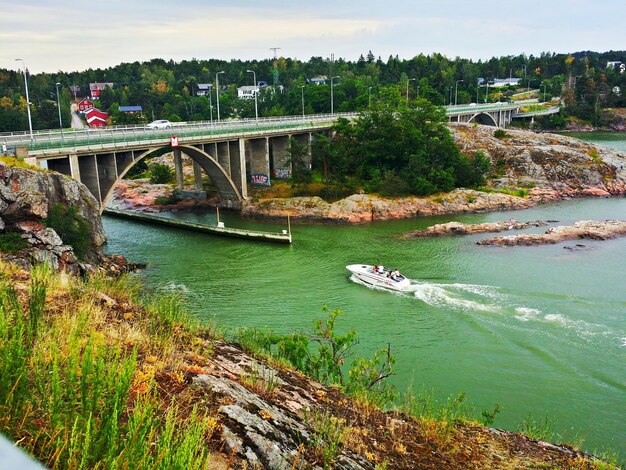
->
[1,50,625,132]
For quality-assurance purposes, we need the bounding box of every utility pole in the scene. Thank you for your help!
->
[270,47,281,87]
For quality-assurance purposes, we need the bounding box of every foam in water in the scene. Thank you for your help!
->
[514,307,542,321]
[160,282,190,293]
[349,275,620,343]
[409,281,502,313]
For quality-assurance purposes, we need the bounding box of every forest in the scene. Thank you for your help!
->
[1,50,625,133]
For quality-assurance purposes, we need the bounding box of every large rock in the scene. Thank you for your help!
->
[0,161,107,269]
[243,190,535,224]
[477,220,626,246]
[450,123,626,196]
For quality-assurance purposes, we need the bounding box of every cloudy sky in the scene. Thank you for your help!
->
[1,0,624,74]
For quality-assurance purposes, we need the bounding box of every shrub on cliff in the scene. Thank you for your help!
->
[0,231,28,253]
[149,163,175,184]
[45,204,92,259]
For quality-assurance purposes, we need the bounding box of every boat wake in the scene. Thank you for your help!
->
[349,275,622,344]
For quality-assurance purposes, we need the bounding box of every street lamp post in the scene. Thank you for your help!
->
[330,76,339,115]
[449,86,453,105]
[301,85,305,119]
[485,83,490,103]
[542,83,547,102]
[406,78,416,103]
[246,69,258,120]
[209,84,213,124]
[215,71,225,122]
[55,82,64,142]
[454,79,463,106]
[15,59,33,140]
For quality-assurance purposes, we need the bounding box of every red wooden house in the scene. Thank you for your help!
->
[85,108,109,128]
[77,98,94,112]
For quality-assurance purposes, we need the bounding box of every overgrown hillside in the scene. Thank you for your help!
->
[0,261,617,469]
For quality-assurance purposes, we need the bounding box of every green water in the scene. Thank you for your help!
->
[102,133,626,459]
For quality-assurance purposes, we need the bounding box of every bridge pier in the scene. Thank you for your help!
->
[271,136,291,179]
[78,155,102,204]
[216,141,231,174]
[249,138,271,186]
[232,140,247,199]
[173,148,184,190]
[292,133,312,169]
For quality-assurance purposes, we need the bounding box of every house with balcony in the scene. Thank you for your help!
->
[89,82,113,99]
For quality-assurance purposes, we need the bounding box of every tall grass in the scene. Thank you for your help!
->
[0,261,214,469]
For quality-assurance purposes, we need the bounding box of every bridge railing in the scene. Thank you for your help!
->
[4,113,359,155]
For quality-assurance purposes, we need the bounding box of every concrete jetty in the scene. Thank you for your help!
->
[103,208,292,244]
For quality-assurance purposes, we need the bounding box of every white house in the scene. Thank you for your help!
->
[491,78,521,87]
[196,83,212,96]
[237,85,259,99]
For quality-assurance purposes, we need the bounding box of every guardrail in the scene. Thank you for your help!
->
[3,113,358,156]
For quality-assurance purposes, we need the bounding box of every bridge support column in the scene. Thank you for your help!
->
[173,148,184,190]
[217,141,231,175]
[69,155,81,181]
[271,136,290,179]
[78,155,102,206]
[292,133,312,170]
[232,140,247,199]
[193,160,202,191]
[249,138,270,186]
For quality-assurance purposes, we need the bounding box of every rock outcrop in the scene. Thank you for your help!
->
[406,219,548,237]
[0,161,106,272]
[242,189,536,224]
[242,125,626,223]
[450,123,626,197]
[477,220,626,246]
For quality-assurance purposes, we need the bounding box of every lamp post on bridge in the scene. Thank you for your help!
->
[209,84,213,124]
[301,85,305,119]
[216,71,225,122]
[542,82,547,103]
[55,82,64,142]
[455,79,463,106]
[330,76,340,115]
[449,86,453,105]
[246,69,258,121]
[15,59,33,140]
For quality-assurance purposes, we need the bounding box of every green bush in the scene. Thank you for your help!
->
[149,164,175,184]
[154,191,181,206]
[493,129,509,139]
[45,204,92,260]
[125,159,149,179]
[0,231,28,253]
[378,171,411,197]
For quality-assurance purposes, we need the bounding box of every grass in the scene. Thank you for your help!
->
[0,231,28,253]
[0,260,218,469]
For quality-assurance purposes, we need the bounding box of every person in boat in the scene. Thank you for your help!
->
[391,269,401,280]
[372,264,378,273]
[377,265,385,274]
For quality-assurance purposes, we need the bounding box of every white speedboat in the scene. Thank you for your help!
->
[346,264,411,292]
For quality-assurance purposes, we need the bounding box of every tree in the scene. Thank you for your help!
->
[327,88,488,195]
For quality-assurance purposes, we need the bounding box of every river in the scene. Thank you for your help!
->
[103,132,626,459]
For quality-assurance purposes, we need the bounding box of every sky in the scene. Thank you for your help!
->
[1,0,625,74]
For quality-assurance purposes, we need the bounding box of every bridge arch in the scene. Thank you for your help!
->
[467,112,498,127]
[100,144,242,211]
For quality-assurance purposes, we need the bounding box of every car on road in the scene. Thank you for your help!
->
[145,119,172,129]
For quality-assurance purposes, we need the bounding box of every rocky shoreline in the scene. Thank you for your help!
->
[477,220,626,246]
